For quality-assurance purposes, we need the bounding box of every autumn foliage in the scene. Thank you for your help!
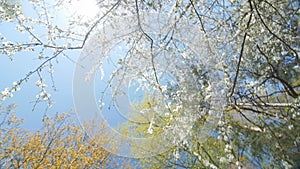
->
[0,104,117,168]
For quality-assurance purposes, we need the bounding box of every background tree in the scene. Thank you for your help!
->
[0,104,127,168]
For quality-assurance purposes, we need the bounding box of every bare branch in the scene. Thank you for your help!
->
[189,0,206,33]
[229,0,253,97]
[81,0,121,48]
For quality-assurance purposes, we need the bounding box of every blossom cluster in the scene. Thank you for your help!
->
[0,82,20,101]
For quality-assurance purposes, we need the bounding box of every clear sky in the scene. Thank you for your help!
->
[0,0,132,131]
[0,0,91,130]
[0,36,78,130]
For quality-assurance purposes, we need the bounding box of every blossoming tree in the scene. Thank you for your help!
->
[0,0,299,168]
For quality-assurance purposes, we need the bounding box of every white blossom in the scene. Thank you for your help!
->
[48,65,54,73]
[219,157,227,163]
[173,149,180,160]
[288,125,294,130]
[147,121,153,134]
[227,154,234,162]
[36,90,51,101]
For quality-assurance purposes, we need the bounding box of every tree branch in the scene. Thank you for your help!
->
[253,0,299,61]
[229,0,253,97]
[189,0,206,33]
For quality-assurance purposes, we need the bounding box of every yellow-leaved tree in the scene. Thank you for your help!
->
[0,104,128,168]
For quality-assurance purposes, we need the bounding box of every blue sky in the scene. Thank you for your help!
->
[0,44,78,130]
[0,0,131,131]
[0,0,79,130]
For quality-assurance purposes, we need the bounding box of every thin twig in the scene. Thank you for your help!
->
[229,32,248,97]
[189,0,206,33]
[81,0,121,48]
[229,0,253,97]
[253,0,299,61]
[18,50,63,85]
